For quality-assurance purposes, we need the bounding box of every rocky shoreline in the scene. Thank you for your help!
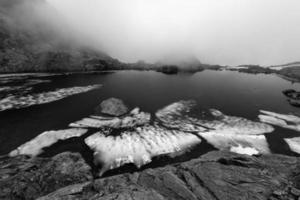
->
[1,98,300,199]
[1,150,300,200]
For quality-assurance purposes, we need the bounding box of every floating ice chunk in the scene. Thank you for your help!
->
[206,109,274,135]
[0,85,101,111]
[198,131,270,155]
[157,101,274,135]
[259,110,300,132]
[156,100,208,132]
[85,125,201,176]
[9,128,88,157]
[284,137,300,154]
[70,107,150,129]
[230,145,259,155]
[157,101,273,155]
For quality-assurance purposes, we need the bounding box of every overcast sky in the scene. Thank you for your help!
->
[46,0,300,66]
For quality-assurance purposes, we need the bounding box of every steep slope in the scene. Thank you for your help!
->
[0,0,121,73]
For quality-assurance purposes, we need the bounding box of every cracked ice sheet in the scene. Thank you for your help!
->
[157,101,274,155]
[85,125,201,176]
[69,107,150,129]
[0,84,102,112]
[9,128,88,157]
[284,137,300,154]
[258,110,300,132]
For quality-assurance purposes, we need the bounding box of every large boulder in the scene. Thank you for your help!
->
[95,97,129,116]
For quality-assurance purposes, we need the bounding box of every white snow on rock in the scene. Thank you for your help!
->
[259,110,300,132]
[70,107,150,128]
[9,128,88,157]
[284,137,300,154]
[0,85,101,111]
[85,125,201,176]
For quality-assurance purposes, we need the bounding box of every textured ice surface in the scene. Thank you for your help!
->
[85,125,201,175]
[0,85,101,111]
[70,108,150,128]
[259,110,300,132]
[284,137,300,154]
[9,128,88,157]
[198,132,270,155]
[156,101,274,135]
[157,101,273,155]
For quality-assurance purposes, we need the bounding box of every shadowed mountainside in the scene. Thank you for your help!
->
[0,0,122,73]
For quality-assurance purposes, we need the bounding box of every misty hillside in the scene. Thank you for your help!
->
[0,0,121,73]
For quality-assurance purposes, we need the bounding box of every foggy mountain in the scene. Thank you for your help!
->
[0,0,120,73]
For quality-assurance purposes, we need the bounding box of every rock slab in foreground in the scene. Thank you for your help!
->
[38,151,300,200]
[0,152,92,200]
[95,97,129,116]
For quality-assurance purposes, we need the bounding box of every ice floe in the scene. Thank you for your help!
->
[85,125,201,175]
[9,99,279,175]
[199,132,270,155]
[259,110,300,132]
[70,108,150,129]
[9,128,88,157]
[0,84,101,111]
[157,101,274,135]
[157,101,273,155]
[284,137,300,154]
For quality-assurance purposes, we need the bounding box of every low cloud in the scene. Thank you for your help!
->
[7,0,300,66]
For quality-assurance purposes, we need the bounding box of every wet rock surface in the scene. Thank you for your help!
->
[32,151,300,200]
[95,97,129,116]
[283,89,300,107]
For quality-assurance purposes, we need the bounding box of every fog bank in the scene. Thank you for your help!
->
[41,0,300,65]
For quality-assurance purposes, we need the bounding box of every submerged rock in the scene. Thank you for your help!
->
[288,99,300,107]
[0,152,92,200]
[0,84,102,112]
[283,89,300,99]
[259,110,300,132]
[9,128,88,157]
[37,151,300,200]
[95,97,129,116]
[284,137,300,154]
[85,125,201,176]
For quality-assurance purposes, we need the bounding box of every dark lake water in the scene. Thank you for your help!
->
[0,70,300,156]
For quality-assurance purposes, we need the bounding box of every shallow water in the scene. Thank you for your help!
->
[0,70,300,156]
